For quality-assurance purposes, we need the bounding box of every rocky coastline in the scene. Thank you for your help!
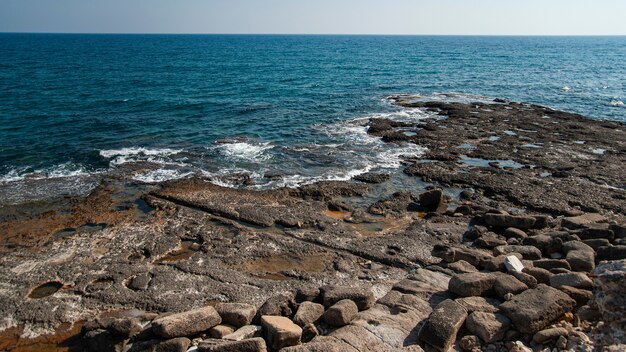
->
[1,97,625,352]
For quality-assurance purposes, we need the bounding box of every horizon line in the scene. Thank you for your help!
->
[2,32,626,37]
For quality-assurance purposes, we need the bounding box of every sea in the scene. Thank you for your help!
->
[1,34,625,204]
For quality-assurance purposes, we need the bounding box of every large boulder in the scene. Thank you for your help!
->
[152,306,221,338]
[215,303,256,328]
[549,272,593,289]
[323,299,358,327]
[563,241,595,272]
[466,311,511,343]
[260,315,302,350]
[448,272,496,297]
[484,214,536,229]
[418,299,468,351]
[322,285,374,311]
[293,302,325,327]
[499,284,576,334]
[561,213,607,230]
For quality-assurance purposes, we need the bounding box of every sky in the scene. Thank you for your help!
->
[1,0,625,35]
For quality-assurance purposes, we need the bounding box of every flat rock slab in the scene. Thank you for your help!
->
[418,299,468,351]
[152,306,221,338]
[448,272,496,297]
[322,285,375,311]
[499,284,576,334]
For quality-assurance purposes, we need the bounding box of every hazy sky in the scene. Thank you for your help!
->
[1,0,625,35]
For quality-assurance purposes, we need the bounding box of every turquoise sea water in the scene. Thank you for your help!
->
[0,34,625,200]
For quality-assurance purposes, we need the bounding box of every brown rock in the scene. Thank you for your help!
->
[499,284,576,334]
[323,299,358,327]
[549,272,593,289]
[448,272,496,297]
[197,337,267,352]
[322,285,374,311]
[466,311,511,343]
[152,306,221,338]
[208,325,236,339]
[293,302,325,327]
[418,299,468,351]
[215,303,256,328]
[260,315,302,350]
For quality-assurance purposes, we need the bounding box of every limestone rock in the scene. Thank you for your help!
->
[197,337,267,352]
[493,274,528,299]
[561,213,607,230]
[532,327,569,344]
[323,299,358,327]
[466,311,511,343]
[448,272,496,297]
[549,272,593,289]
[208,325,236,339]
[260,315,302,350]
[593,260,626,323]
[504,255,524,273]
[484,214,536,229]
[322,285,374,311]
[293,302,325,327]
[559,285,592,307]
[455,296,501,314]
[223,325,261,341]
[522,267,553,285]
[499,284,576,334]
[417,299,468,351]
[152,306,221,338]
[215,303,257,328]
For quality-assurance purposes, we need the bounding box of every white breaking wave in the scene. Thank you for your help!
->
[100,147,183,158]
[132,169,194,183]
[0,163,94,184]
[99,147,184,166]
[214,141,273,162]
[610,100,624,107]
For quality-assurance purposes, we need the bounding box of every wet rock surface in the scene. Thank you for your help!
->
[0,98,625,351]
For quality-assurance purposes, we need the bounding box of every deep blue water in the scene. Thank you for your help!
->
[0,34,625,199]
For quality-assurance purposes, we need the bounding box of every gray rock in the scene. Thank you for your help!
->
[533,259,571,271]
[456,296,501,314]
[215,303,256,328]
[499,284,576,334]
[549,272,593,289]
[466,311,511,343]
[257,293,296,318]
[522,267,553,285]
[223,325,261,341]
[128,273,152,291]
[484,214,536,229]
[448,260,478,273]
[448,272,496,297]
[154,337,191,352]
[493,274,528,299]
[494,245,542,260]
[323,299,358,327]
[418,299,468,352]
[597,245,626,261]
[260,315,302,350]
[353,172,391,184]
[593,260,626,323]
[152,306,221,338]
[293,301,325,327]
[504,228,527,239]
[197,337,267,352]
[208,325,236,339]
[559,285,592,307]
[532,327,568,344]
[561,214,607,230]
[322,285,374,311]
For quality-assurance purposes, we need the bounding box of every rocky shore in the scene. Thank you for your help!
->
[0,97,625,352]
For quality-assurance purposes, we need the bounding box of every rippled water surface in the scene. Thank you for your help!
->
[0,34,625,199]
